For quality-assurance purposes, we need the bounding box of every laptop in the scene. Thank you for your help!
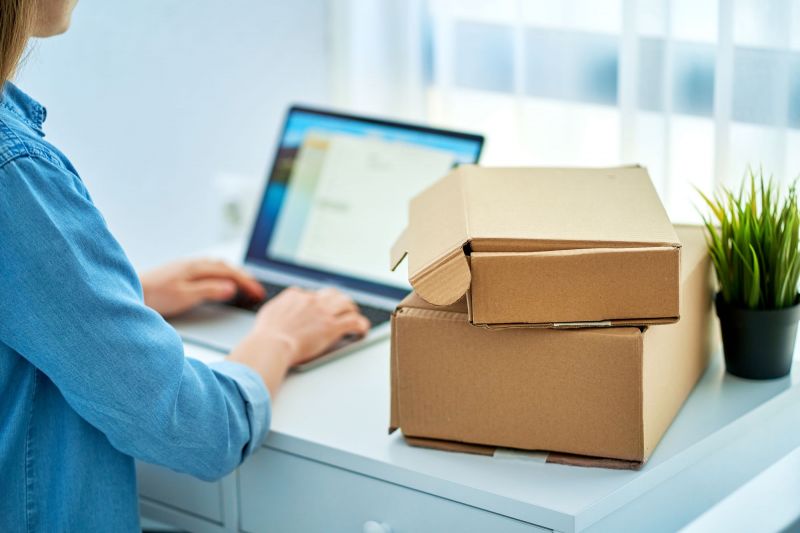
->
[171,105,483,370]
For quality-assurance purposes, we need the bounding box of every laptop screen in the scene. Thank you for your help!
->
[245,106,483,300]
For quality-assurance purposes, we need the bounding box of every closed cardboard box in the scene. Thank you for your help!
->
[390,165,680,326]
[390,225,713,468]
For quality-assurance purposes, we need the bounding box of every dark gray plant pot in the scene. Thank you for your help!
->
[715,293,800,380]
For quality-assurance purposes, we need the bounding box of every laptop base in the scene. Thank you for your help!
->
[170,303,391,372]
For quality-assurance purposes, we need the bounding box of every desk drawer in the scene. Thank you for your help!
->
[136,461,224,523]
[239,447,547,533]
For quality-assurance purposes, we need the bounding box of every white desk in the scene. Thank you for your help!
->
[138,334,800,533]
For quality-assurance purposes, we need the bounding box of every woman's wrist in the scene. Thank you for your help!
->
[246,330,298,368]
[228,331,298,396]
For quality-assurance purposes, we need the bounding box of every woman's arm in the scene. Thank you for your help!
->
[0,154,366,479]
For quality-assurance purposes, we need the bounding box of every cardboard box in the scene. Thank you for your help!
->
[389,225,714,469]
[390,165,681,326]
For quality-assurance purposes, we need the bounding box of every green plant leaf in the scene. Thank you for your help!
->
[697,167,800,309]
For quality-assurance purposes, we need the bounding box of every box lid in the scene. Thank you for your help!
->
[390,165,681,306]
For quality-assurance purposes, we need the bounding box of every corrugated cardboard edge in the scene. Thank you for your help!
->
[389,311,400,433]
[390,304,470,434]
[635,333,646,461]
[403,436,642,471]
[390,305,466,434]
[409,248,471,306]
[470,317,675,330]
[640,225,714,459]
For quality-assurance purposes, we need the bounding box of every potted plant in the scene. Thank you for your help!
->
[698,169,800,379]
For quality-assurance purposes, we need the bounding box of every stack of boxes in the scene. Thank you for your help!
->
[388,165,715,469]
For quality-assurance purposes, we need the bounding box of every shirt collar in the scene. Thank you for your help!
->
[0,82,47,136]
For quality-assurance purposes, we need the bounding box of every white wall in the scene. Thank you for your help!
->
[16,0,332,269]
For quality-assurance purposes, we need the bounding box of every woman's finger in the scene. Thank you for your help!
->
[316,287,359,315]
[185,279,238,303]
[188,259,264,298]
[333,312,371,338]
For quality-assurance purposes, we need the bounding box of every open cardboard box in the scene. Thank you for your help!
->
[389,225,715,469]
[390,165,681,327]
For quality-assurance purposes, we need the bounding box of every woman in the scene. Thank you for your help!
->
[0,1,370,531]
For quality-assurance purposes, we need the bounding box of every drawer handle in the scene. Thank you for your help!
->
[362,520,392,533]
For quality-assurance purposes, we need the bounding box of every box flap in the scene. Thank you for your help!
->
[404,435,495,456]
[461,165,678,245]
[545,451,642,470]
[403,436,643,470]
[392,165,680,306]
[390,170,472,305]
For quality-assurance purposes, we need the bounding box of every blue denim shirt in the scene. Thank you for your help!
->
[0,83,271,532]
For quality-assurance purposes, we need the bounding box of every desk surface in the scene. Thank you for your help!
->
[187,335,800,532]
[180,242,800,532]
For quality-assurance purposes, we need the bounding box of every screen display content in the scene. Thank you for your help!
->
[246,108,483,299]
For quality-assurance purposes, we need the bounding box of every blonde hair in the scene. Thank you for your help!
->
[0,0,33,86]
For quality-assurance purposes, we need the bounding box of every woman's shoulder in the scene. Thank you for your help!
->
[0,114,90,204]
[0,114,68,172]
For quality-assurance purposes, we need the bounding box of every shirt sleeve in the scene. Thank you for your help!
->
[0,154,271,481]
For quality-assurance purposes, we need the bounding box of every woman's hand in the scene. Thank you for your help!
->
[228,287,371,395]
[140,259,265,318]
[253,287,371,366]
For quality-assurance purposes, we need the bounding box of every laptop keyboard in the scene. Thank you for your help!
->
[226,280,393,327]
[353,304,393,327]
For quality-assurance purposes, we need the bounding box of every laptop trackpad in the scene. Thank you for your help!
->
[169,304,255,354]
